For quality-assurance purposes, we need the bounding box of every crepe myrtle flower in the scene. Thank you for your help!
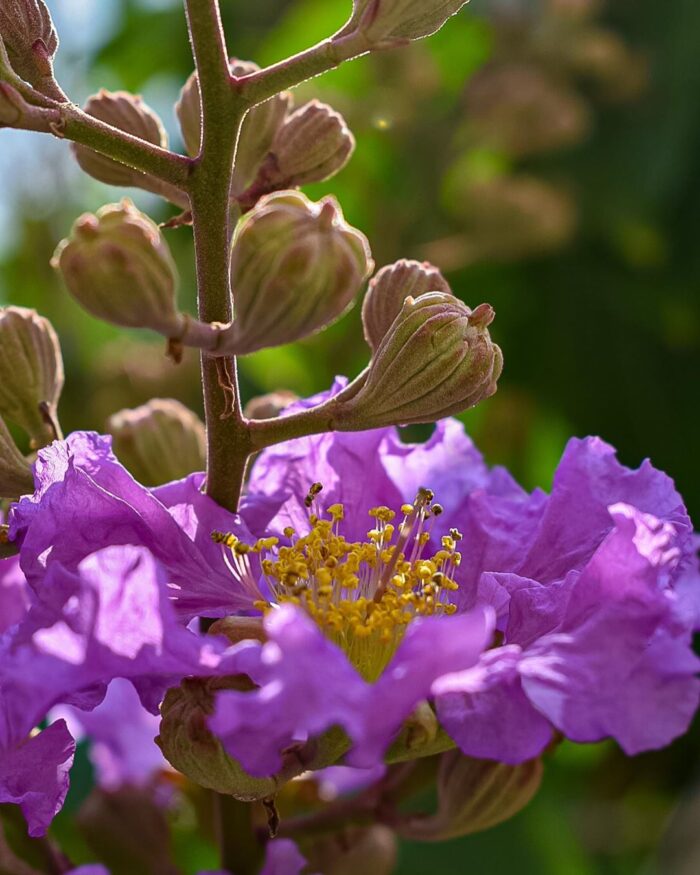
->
[4,382,700,820]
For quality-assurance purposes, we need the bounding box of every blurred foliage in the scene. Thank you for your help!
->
[1,0,699,872]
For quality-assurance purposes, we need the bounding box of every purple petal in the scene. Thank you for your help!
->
[434,647,553,764]
[260,838,310,875]
[0,555,29,634]
[67,868,110,875]
[0,720,75,837]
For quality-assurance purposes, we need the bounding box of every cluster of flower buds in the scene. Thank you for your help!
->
[339,0,470,47]
[0,0,58,92]
[52,199,184,340]
[0,305,63,448]
[333,281,502,429]
[227,191,373,354]
[73,90,176,200]
[107,398,206,487]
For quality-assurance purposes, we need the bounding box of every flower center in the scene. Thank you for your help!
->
[213,485,461,681]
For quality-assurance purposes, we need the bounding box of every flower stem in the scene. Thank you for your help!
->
[214,794,264,875]
[184,0,252,513]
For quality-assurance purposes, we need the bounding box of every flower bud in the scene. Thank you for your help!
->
[72,90,169,190]
[0,416,33,498]
[335,294,502,428]
[52,200,183,338]
[342,0,469,46]
[0,81,23,126]
[228,191,373,354]
[157,677,303,800]
[176,59,290,188]
[0,0,58,88]
[394,751,543,840]
[0,306,64,446]
[362,259,452,354]
[107,399,205,487]
[306,826,397,875]
[243,390,299,420]
[259,100,355,189]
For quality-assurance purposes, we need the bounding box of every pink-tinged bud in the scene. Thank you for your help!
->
[362,259,452,354]
[0,0,57,88]
[52,200,182,338]
[341,0,470,46]
[259,99,355,189]
[395,751,543,840]
[335,293,502,428]
[73,90,169,190]
[228,191,373,354]
[243,390,299,420]
[0,416,33,498]
[306,826,398,875]
[176,59,290,188]
[107,398,205,487]
[157,677,303,800]
[0,306,63,446]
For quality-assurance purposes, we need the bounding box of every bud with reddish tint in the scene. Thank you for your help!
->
[227,191,372,354]
[259,99,354,189]
[107,398,206,487]
[335,293,502,428]
[73,90,169,192]
[176,59,290,189]
[52,200,183,338]
[0,416,33,498]
[394,750,543,840]
[341,0,470,46]
[0,0,58,89]
[362,259,452,354]
[0,306,64,447]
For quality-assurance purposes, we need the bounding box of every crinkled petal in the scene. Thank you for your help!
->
[11,433,258,619]
[0,555,29,634]
[434,647,553,764]
[0,720,75,837]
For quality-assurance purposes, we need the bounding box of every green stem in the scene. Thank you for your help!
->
[239,32,369,106]
[185,0,252,513]
[214,795,264,875]
[248,403,338,452]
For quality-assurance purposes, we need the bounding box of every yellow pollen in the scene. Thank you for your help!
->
[213,487,461,681]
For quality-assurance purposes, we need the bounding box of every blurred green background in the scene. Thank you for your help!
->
[1,0,699,872]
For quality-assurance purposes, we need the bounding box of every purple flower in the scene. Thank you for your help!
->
[0,554,28,634]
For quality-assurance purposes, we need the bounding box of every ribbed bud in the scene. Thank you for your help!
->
[0,0,57,88]
[395,751,543,840]
[0,416,33,498]
[52,200,182,337]
[342,0,469,45]
[336,294,502,428]
[73,90,168,189]
[228,191,373,354]
[107,398,205,487]
[362,259,452,354]
[243,390,299,420]
[306,826,398,875]
[259,100,355,189]
[176,59,290,188]
[0,306,64,446]
[157,677,303,800]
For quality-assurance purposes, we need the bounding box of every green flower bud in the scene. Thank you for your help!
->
[52,200,183,338]
[0,0,57,88]
[243,390,299,420]
[394,751,543,840]
[362,259,452,354]
[306,826,397,875]
[342,0,469,46]
[107,398,205,487]
[176,59,291,188]
[156,677,304,800]
[72,90,169,192]
[0,416,33,498]
[0,306,63,446]
[228,191,373,354]
[336,294,502,428]
[261,99,355,189]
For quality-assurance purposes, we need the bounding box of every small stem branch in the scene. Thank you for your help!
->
[184,0,251,512]
[239,32,369,106]
[249,404,339,452]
